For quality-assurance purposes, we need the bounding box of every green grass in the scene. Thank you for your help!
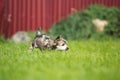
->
[0,38,120,80]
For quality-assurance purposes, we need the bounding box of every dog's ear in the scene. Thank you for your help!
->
[55,35,62,40]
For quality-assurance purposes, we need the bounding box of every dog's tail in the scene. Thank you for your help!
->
[36,27,42,37]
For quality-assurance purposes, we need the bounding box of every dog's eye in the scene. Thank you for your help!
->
[62,44,65,46]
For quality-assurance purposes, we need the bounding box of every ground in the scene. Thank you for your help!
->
[0,38,120,80]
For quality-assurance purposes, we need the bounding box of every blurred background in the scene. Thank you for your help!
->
[0,0,120,40]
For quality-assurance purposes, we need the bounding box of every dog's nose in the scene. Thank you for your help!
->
[66,47,69,51]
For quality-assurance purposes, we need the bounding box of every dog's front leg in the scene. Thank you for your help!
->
[29,44,34,51]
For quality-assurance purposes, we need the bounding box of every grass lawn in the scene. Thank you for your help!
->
[0,38,120,80]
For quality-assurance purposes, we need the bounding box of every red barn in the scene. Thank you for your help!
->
[0,0,120,38]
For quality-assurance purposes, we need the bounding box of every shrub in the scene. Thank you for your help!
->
[49,5,120,40]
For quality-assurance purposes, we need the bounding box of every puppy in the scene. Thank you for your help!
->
[29,27,69,51]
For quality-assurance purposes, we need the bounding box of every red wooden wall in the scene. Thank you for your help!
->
[0,0,120,38]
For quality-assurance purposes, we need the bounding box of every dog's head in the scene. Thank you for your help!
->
[53,35,69,51]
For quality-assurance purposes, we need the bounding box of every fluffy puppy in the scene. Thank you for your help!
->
[29,28,69,51]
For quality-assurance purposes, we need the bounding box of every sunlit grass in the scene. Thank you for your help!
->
[0,38,120,80]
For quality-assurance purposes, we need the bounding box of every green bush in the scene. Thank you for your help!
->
[49,5,120,40]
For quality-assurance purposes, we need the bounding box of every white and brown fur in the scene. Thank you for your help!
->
[29,27,69,51]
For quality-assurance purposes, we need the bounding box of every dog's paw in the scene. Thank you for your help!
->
[28,45,33,52]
